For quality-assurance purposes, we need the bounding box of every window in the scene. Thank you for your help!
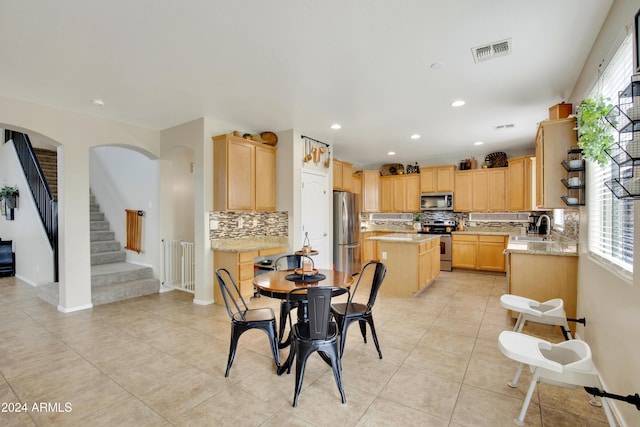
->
[587,33,634,273]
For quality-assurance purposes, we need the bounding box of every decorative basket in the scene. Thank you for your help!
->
[485,152,508,168]
[380,163,404,176]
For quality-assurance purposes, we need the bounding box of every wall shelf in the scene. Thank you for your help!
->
[604,75,640,199]
[560,148,585,206]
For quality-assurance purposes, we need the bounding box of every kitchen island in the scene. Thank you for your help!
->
[366,233,440,297]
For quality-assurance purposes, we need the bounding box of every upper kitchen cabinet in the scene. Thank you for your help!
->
[212,134,277,211]
[507,156,536,211]
[535,118,577,209]
[454,168,506,212]
[420,165,455,193]
[333,158,353,192]
[380,175,420,212]
[359,170,380,212]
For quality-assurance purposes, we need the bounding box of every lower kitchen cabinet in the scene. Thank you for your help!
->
[452,234,508,272]
[378,237,440,297]
[213,246,286,303]
[507,252,577,334]
[361,231,391,264]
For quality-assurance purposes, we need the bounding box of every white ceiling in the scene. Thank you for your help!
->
[0,0,614,167]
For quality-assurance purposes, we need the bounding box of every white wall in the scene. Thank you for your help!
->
[0,141,54,285]
[569,1,640,425]
[90,146,160,271]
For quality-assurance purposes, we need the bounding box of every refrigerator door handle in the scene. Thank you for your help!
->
[344,243,360,249]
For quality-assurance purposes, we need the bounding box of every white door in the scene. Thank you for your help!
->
[301,171,331,269]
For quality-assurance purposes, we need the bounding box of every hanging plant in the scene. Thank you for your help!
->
[0,186,19,209]
[576,95,615,167]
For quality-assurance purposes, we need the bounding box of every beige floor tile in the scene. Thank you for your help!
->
[0,269,610,426]
[451,384,543,426]
[402,345,470,383]
[379,366,461,420]
[355,397,450,426]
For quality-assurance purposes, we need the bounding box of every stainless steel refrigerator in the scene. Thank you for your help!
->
[333,191,361,276]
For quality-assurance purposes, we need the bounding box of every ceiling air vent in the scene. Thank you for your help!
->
[471,38,512,63]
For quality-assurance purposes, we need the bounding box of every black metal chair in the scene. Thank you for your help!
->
[0,240,15,277]
[273,254,314,348]
[215,268,280,377]
[330,261,386,358]
[285,286,348,407]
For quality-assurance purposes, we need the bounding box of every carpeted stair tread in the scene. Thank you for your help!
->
[91,262,154,287]
[91,278,160,306]
[91,251,126,265]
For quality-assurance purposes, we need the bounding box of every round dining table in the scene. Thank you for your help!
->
[252,269,354,375]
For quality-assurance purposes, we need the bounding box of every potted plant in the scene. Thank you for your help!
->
[576,94,615,167]
[0,186,19,208]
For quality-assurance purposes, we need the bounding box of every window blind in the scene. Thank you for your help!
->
[587,33,634,272]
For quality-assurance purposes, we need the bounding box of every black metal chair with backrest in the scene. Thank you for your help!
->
[215,268,280,377]
[330,261,387,359]
[285,286,348,407]
[0,240,15,276]
[273,254,314,347]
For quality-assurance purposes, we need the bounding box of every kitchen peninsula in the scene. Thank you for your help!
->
[366,233,440,297]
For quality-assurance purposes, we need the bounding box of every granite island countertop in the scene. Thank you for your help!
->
[211,236,288,252]
[504,236,578,257]
[365,233,439,244]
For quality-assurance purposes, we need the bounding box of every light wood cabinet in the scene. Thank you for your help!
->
[454,171,473,212]
[508,252,577,334]
[420,165,455,193]
[454,168,507,212]
[333,159,353,191]
[360,170,380,212]
[352,173,361,195]
[213,247,286,304]
[478,235,508,272]
[212,134,277,211]
[380,175,420,212]
[378,237,440,297]
[507,156,536,211]
[536,118,577,208]
[361,231,392,264]
[452,234,478,269]
[452,233,508,272]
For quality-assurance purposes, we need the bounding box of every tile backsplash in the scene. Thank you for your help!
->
[209,211,288,239]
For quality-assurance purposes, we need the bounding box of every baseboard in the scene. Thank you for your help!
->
[193,298,213,306]
[14,274,37,287]
[57,303,93,313]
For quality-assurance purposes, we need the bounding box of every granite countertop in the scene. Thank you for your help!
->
[361,226,417,233]
[211,236,288,252]
[366,233,438,244]
[504,236,579,257]
[451,230,512,236]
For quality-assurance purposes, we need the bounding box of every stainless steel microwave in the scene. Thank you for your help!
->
[420,192,453,211]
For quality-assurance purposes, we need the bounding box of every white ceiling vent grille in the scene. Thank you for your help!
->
[471,38,512,63]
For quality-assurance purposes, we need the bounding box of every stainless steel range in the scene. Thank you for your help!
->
[419,219,455,271]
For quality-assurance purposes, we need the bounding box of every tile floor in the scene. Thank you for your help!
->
[0,270,611,426]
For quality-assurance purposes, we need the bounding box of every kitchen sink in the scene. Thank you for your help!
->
[511,235,552,242]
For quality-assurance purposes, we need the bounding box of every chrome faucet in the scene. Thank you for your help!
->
[536,214,551,239]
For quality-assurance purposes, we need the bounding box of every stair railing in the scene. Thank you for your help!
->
[7,131,58,281]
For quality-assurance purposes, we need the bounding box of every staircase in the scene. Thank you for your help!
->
[38,192,160,307]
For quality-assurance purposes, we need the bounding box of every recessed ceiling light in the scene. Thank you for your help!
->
[92,99,105,106]
[410,134,421,140]
[330,124,341,130]
[430,62,444,70]
[451,100,466,107]
[387,151,396,156]
[474,141,484,146]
